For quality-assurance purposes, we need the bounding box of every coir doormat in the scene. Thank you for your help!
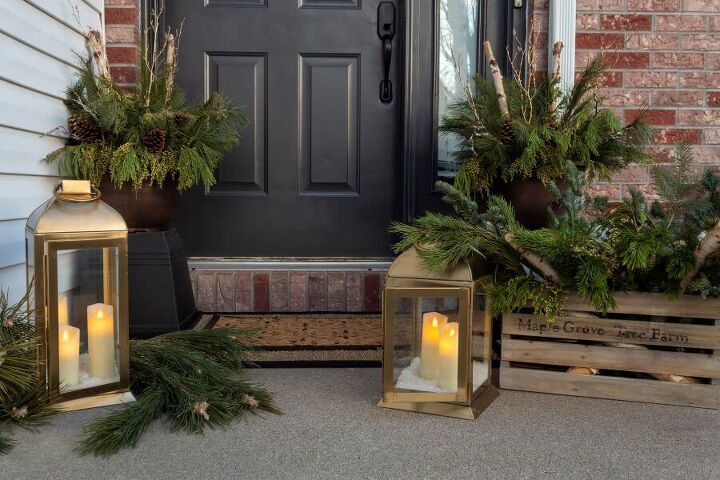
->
[198,314,383,367]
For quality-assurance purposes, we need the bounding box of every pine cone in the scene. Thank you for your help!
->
[499,118,514,145]
[142,128,167,155]
[172,113,188,129]
[68,114,101,143]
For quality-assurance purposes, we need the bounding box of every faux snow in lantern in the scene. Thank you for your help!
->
[26,181,134,410]
[379,247,498,419]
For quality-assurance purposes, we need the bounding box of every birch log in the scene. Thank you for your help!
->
[87,29,111,82]
[505,233,562,284]
[679,220,720,293]
[483,41,510,120]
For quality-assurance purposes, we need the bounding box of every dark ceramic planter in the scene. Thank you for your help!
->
[99,178,179,231]
[493,176,560,230]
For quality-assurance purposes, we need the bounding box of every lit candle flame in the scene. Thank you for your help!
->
[432,317,438,328]
[62,330,69,342]
[98,309,104,318]
[449,328,456,337]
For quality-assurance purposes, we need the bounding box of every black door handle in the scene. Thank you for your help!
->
[378,2,395,103]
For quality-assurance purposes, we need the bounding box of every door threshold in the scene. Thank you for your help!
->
[188,257,393,271]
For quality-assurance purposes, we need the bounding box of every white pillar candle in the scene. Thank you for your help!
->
[58,325,80,386]
[438,322,459,392]
[58,293,69,327]
[419,312,448,380]
[87,303,115,379]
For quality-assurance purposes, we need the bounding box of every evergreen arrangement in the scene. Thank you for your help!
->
[0,287,57,454]
[79,328,280,456]
[392,148,720,319]
[46,15,245,192]
[442,42,651,195]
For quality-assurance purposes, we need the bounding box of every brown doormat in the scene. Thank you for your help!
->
[201,314,383,366]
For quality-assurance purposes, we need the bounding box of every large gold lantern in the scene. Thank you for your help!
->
[379,247,498,419]
[25,182,134,410]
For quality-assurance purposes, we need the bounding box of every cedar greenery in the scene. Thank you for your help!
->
[0,286,58,455]
[46,21,245,192]
[78,328,280,457]
[441,56,652,196]
[392,150,720,318]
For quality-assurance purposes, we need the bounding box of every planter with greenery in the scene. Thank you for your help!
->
[440,42,651,227]
[46,22,245,230]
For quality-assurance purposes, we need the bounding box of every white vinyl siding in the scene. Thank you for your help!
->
[0,0,103,302]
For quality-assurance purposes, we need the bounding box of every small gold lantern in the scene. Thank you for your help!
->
[25,182,134,410]
[379,247,498,419]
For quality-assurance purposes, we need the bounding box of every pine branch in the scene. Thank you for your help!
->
[78,328,280,457]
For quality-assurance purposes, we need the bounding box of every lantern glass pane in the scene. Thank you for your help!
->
[471,291,491,393]
[392,295,462,394]
[55,247,120,392]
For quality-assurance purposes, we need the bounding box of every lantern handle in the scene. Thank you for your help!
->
[53,183,102,203]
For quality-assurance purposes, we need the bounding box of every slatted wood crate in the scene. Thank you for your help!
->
[500,293,720,409]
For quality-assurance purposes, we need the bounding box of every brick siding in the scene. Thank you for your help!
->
[190,270,387,313]
[104,0,140,88]
[531,0,720,201]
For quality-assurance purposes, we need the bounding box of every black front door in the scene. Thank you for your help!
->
[166,0,402,258]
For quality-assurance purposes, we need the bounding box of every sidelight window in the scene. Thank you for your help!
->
[435,0,479,180]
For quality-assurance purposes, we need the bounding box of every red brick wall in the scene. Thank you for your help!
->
[104,0,139,87]
[532,0,720,201]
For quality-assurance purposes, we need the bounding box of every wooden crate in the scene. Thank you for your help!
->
[499,293,720,409]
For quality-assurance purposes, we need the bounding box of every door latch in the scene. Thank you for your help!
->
[377,2,395,103]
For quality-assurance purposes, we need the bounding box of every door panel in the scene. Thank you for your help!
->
[166,0,401,257]
[299,55,359,195]
[208,53,267,195]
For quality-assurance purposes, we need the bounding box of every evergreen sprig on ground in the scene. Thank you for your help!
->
[0,287,58,454]
[79,328,280,457]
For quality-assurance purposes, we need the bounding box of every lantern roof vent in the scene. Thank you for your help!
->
[26,192,127,235]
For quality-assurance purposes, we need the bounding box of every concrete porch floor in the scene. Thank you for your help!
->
[4,368,718,480]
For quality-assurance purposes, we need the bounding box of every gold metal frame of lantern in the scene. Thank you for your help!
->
[26,183,135,411]
[378,247,499,420]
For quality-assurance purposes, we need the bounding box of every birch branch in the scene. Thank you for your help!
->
[164,32,176,106]
[549,41,564,116]
[483,41,510,120]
